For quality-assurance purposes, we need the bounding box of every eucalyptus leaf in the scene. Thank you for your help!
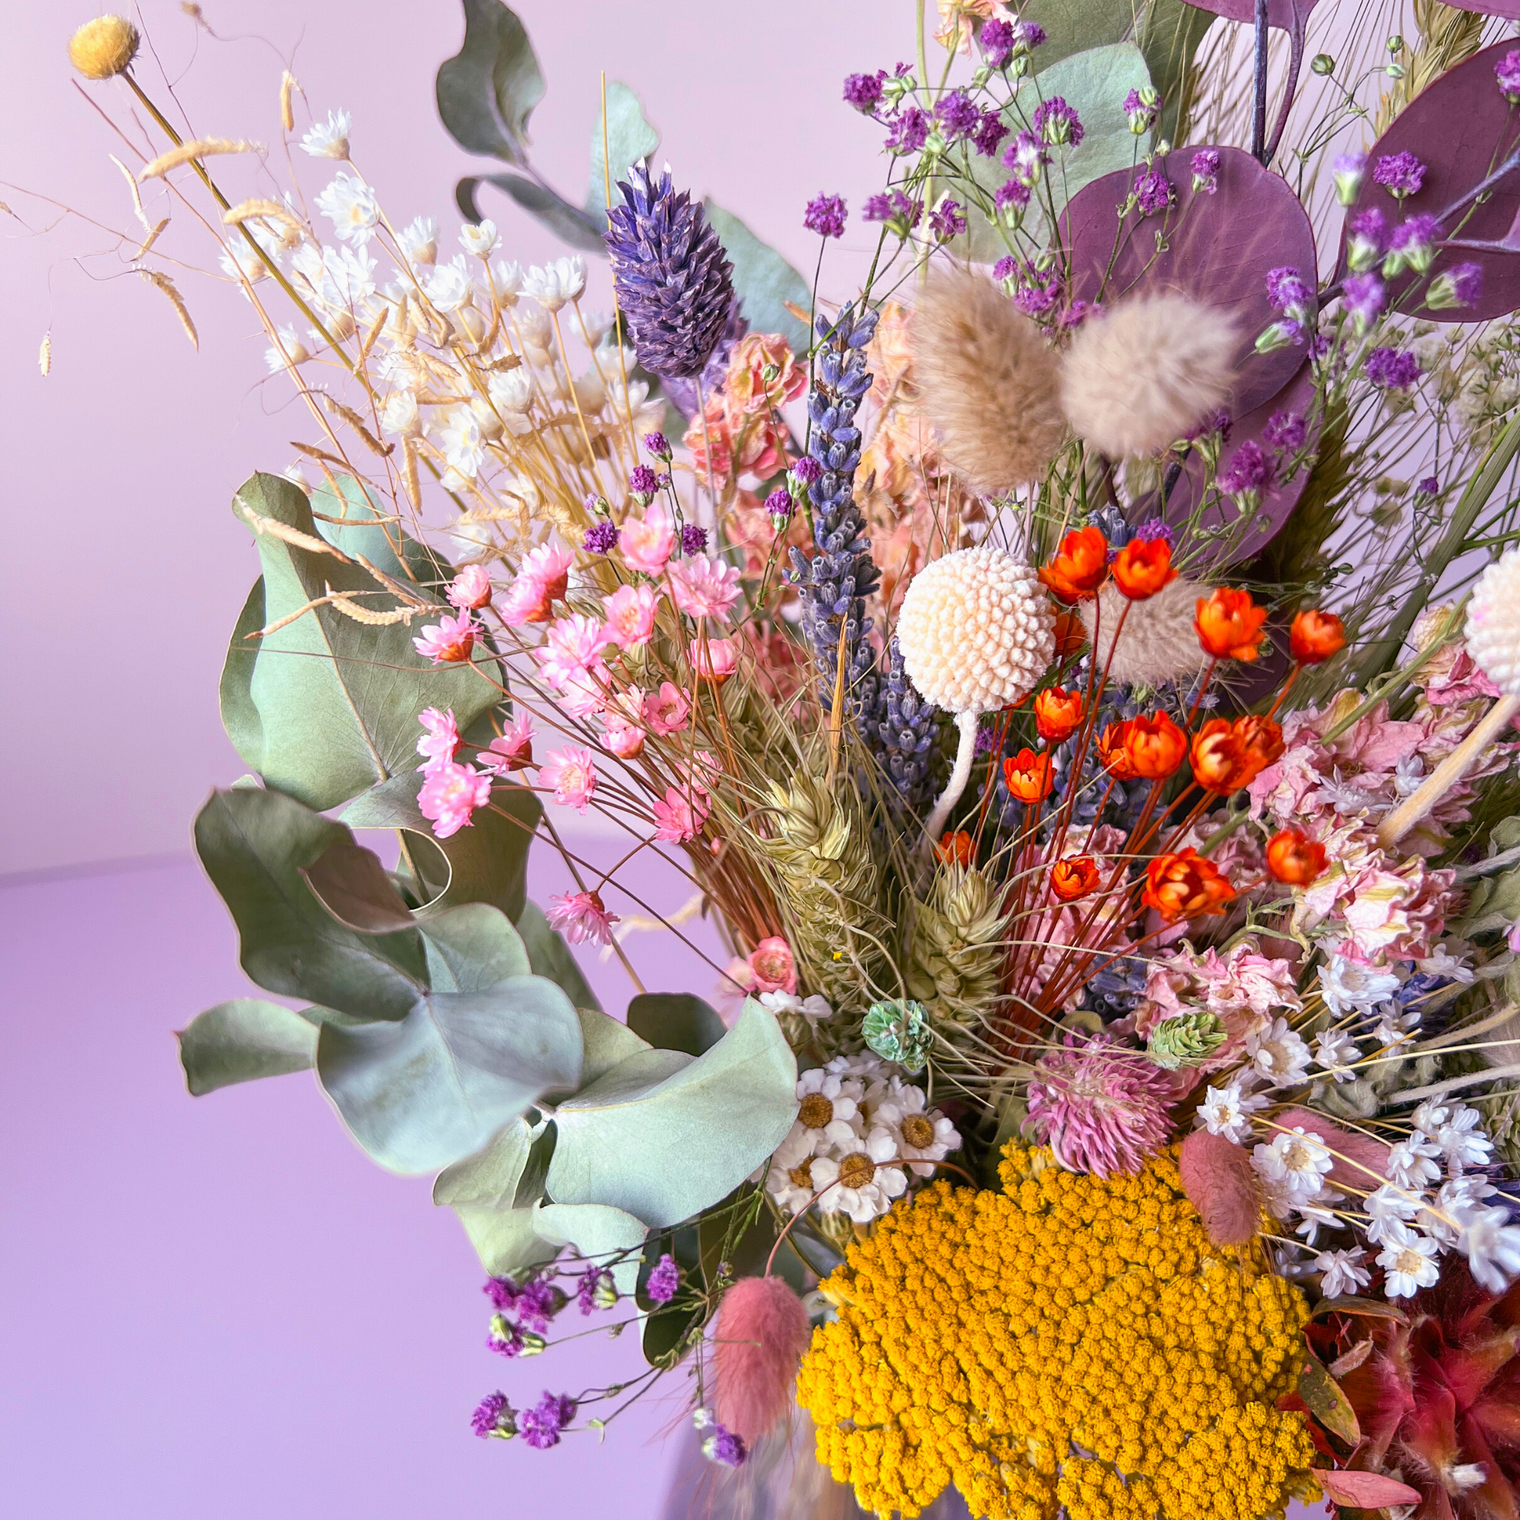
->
[435,0,544,167]
[578,1005,651,1086]
[588,82,659,218]
[219,578,266,774]
[194,786,427,1021]
[316,976,583,1173]
[177,998,318,1096]
[533,1201,648,1296]
[300,838,416,934]
[516,899,602,1012]
[546,1001,798,1228]
[626,992,726,1057]
[433,1115,535,1207]
[454,1200,560,1278]
[704,205,810,352]
[420,903,532,992]
[458,173,607,253]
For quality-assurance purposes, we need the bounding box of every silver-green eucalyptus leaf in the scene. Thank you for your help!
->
[435,0,545,167]
[300,838,416,934]
[177,998,319,1096]
[457,173,607,252]
[419,903,532,992]
[704,204,811,352]
[588,82,660,218]
[533,1201,648,1297]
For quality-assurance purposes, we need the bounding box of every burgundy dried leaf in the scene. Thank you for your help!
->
[1341,39,1520,323]
[1182,0,1317,26]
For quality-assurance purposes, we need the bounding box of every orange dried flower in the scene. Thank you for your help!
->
[1111,537,1178,601]
[1234,713,1284,769]
[1266,827,1326,886]
[1097,720,1138,780]
[1289,609,1346,665]
[1190,718,1253,793]
[1053,609,1088,659]
[1034,686,1085,743]
[1038,526,1109,602]
[1143,848,1237,921]
[936,830,975,867]
[1051,855,1101,901]
[1195,588,1268,661]
[1003,747,1055,803]
[1123,712,1188,779]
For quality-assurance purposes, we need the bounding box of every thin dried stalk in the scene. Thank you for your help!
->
[355,554,431,605]
[134,216,169,260]
[139,138,263,182]
[236,503,353,562]
[325,587,420,625]
[109,153,148,231]
[279,71,298,132]
[137,270,198,348]
[291,440,353,469]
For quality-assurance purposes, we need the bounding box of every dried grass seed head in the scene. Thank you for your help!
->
[1078,577,1213,689]
[1060,292,1238,459]
[69,15,140,79]
[910,269,1067,496]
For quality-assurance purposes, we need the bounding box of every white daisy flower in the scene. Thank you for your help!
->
[1196,1082,1263,1145]
[1387,1135,1442,1191]
[795,1069,864,1148]
[522,255,586,312]
[1377,1222,1441,1298]
[810,1127,908,1225]
[873,1080,961,1178]
[1248,1017,1313,1087]
[397,216,438,267]
[424,255,474,313]
[314,172,379,245]
[1319,954,1402,1016]
[1253,1127,1334,1200]
[1457,1205,1520,1293]
[264,325,309,373]
[763,1124,821,1216]
[300,108,351,159]
[459,219,499,257]
[1313,1028,1362,1083]
[1315,1248,1370,1297]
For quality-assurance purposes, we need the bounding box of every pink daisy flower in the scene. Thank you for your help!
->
[646,681,691,736]
[478,712,534,773]
[601,688,646,759]
[669,554,741,621]
[416,706,462,772]
[540,746,598,811]
[413,610,481,664]
[418,761,492,838]
[499,541,573,626]
[690,636,738,684]
[652,785,710,842]
[604,583,658,649]
[545,888,619,947]
[536,614,609,690]
[620,503,675,574]
[447,564,493,610]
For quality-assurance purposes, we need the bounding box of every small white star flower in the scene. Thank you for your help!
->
[1248,1017,1313,1087]
[1318,953,1402,1016]
[1457,1205,1520,1292]
[1387,1135,1442,1191]
[300,108,351,159]
[1253,1127,1334,1200]
[314,172,379,245]
[460,219,499,257]
[522,255,586,312]
[1196,1082,1263,1144]
[1313,1027,1361,1083]
[1315,1247,1370,1297]
[397,216,438,267]
[1432,1104,1494,1173]
[1373,1008,1421,1048]
[1377,1222,1441,1298]
[425,255,474,313]
[1364,1183,1422,1244]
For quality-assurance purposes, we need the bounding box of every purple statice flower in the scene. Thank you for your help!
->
[1266,265,1313,318]
[1132,517,1175,546]
[519,1392,576,1451]
[583,521,619,554]
[577,1268,613,1314]
[646,1253,680,1304]
[886,105,930,155]
[1000,258,1061,316]
[992,255,1017,283]
[1124,87,1160,134]
[1373,151,1426,199]
[1191,149,1220,195]
[843,71,885,112]
[1060,299,1096,329]
[928,198,967,239]
[1262,411,1307,452]
[1032,96,1083,147]
[974,723,998,756]
[972,110,1010,158]
[1332,152,1366,206]
[995,179,1032,216]
[792,455,822,486]
[1187,410,1231,444]
[514,1278,564,1333]
[702,1424,748,1467]
[1497,49,1520,102]
[1346,206,1388,271]
[472,1392,517,1439]
[1002,130,1049,188]
[642,430,671,459]
[804,193,847,239]
[1342,271,1387,331]
[1133,168,1173,217]
[980,18,1015,67]
[1388,212,1439,274]
[628,463,658,494]
[766,486,795,519]
[1016,21,1047,49]
[484,1276,519,1312]
[1416,475,1440,497]
[935,89,980,141]
[487,1316,528,1357]
[1365,346,1422,391]
[861,189,923,234]
[679,523,709,556]
[606,165,734,380]
[1426,261,1484,311]
[1219,440,1275,498]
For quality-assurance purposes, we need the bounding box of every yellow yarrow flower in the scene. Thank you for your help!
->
[795,1143,1322,1520]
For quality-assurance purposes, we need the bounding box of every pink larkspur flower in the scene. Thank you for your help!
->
[1026,1031,1175,1177]
[416,706,461,772]
[746,937,796,995]
[545,889,619,947]
[646,681,692,736]
[539,746,598,811]
[669,554,742,622]
[536,614,610,690]
[413,610,481,664]
[479,712,534,773]
[620,502,676,574]
[604,583,658,649]
[418,761,491,838]
[448,564,493,610]
[653,785,709,842]
[690,636,738,684]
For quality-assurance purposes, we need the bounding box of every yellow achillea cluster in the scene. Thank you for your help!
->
[795,1144,1321,1520]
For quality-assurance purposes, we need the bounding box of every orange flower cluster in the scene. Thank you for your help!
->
[1111,537,1177,600]
[1004,748,1055,803]
[1051,855,1101,901]
[1289,609,1346,665]
[936,829,975,867]
[1039,527,1108,602]
[1195,588,1268,662]
[1266,827,1326,885]
[1190,714,1284,793]
[1143,848,1237,921]
[1034,686,1085,743]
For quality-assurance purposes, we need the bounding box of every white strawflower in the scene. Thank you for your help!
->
[398,216,438,266]
[491,258,523,304]
[1315,1248,1370,1297]
[1458,1205,1520,1291]
[1247,1016,1312,1086]
[515,301,553,348]
[1313,1028,1361,1082]
[314,172,379,245]
[459,220,498,257]
[381,390,420,437]
[1377,1222,1442,1297]
[487,369,534,414]
[522,256,586,312]
[1318,953,1401,1015]
[425,255,473,313]
[264,326,309,372]
[437,406,485,478]
[1196,1081,1263,1144]
[1466,546,1520,694]
[300,109,350,160]
[1252,1127,1333,1200]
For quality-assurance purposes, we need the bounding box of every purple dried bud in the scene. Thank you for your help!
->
[647,1253,680,1304]
[1373,151,1425,199]
[1342,271,1387,332]
[1002,130,1048,187]
[979,18,1014,66]
[472,1392,517,1440]
[1498,48,1520,102]
[583,521,620,554]
[642,430,671,459]
[1060,299,1096,329]
[935,89,980,141]
[1266,265,1312,318]
[1190,149,1220,195]
[1219,439,1274,498]
[928,197,967,239]
[1364,346,1422,392]
[519,1391,576,1451]
[1262,411,1307,453]
[972,110,1009,158]
[804,193,847,239]
[861,188,923,234]
[766,487,795,519]
[701,1424,747,1467]
[843,71,885,112]
[679,523,708,555]
[886,105,930,156]
[792,455,822,485]
[577,1268,616,1314]
[1417,475,1441,496]
[1425,261,1483,310]
[628,464,658,494]
[1387,212,1439,274]
[1346,207,1388,271]
[1133,168,1173,217]
[1124,87,1161,134]
[1132,517,1175,545]
[995,179,1032,217]
[1018,21,1047,48]
[1032,96,1083,147]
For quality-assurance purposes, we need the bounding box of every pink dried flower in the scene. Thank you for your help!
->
[413,610,481,664]
[536,614,609,691]
[746,937,796,995]
[713,1276,811,1443]
[545,889,619,947]
[690,636,738,684]
[479,712,534,773]
[1337,857,1455,963]
[669,554,742,622]
[416,706,461,772]
[500,542,572,625]
[601,687,646,759]
[646,681,692,736]
[1026,1031,1175,1176]
[539,746,598,811]
[448,564,493,610]
[620,502,676,574]
[653,785,709,842]
[418,761,491,838]
[604,583,658,649]
[1178,1129,1260,1246]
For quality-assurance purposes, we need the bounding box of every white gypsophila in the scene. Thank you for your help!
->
[514,300,554,348]
[490,259,523,303]
[1377,1222,1442,1297]
[1315,1248,1371,1297]
[425,255,474,313]
[381,390,420,437]
[1387,1135,1443,1191]
[1457,1205,1520,1292]
[810,1127,908,1225]
[397,216,438,267]
[264,326,309,373]
[1365,1183,1423,1245]
[763,1124,822,1216]
[300,108,351,159]
[459,220,498,258]
[522,255,586,312]
[757,990,834,1023]
[1253,1127,1334,1201]
[795,1068,865,1148]
[1318,953,1402,1016]
[1433,1104,1495,1172]
[872,1079,961,1178]
[437,407,485,479]
[1248,1017,1313,1087]
[1373,1008,1422,1048]
[315,172,379,244]
[1313,1028,1361,1083]
[1195,1082,1263,1145]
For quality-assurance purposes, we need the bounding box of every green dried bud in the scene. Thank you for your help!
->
[592,1272,619,1311]
[1311,54,1335,75]
[1146,1010,1227,1070]
[863,999,933,1074]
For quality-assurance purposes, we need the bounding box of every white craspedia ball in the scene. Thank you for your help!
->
[897,546,1055,715]
[1466,547,1520,696]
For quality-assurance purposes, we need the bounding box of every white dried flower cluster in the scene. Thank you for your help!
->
[764,1055,961,1225]
[1466,545,1520,695]
[896,546,1054,716]
[1412,322,1520,450]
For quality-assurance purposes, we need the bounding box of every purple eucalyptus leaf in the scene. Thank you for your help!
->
[1062,145,1318,420]
[1445,0,1520,17]
[1179,0,1317,26]
[1341,39,1520,323]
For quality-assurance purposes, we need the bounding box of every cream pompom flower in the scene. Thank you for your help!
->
[68,15,140,79]
[897,545,1055,846]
